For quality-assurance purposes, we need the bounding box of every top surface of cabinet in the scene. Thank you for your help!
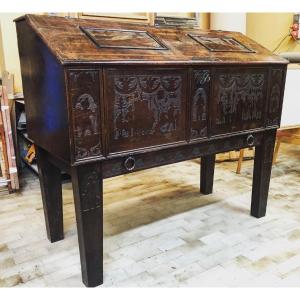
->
[15,14,287,65]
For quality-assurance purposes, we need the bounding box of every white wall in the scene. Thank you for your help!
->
[210,13,246,34]
[0,13,24,92]
[281,67,300,127]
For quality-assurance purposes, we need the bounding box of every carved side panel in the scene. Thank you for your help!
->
[191,70,210,139]
[266,68,284,127]
[68,70,102,161]
[211,68,267,135]
[105,69,187,153]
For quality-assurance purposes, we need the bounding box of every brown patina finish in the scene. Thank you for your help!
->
[15,14,287,287]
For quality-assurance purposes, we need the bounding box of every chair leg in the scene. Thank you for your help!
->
[236,148,245,174]
[272,138,281,164]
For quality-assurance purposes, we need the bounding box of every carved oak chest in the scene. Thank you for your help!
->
[15,14,287,287]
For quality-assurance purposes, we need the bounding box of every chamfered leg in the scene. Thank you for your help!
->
[251,129,277,218]
[71,162,103,287]
[200,154,216,194]
[36,146,64,243]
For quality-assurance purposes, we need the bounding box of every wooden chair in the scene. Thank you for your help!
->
[236,127,300,174]
[272,127,300,163]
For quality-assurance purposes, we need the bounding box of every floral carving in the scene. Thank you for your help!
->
[69,70,101,161]
[215,72,265,127]
[112,73,183,141]
[267,68,284,126]
[191,70,210,139]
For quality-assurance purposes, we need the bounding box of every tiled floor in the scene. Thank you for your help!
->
[0,144,300,287]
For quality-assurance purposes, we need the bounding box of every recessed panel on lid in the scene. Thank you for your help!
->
[188,34,255,53]
[81,27,168,50]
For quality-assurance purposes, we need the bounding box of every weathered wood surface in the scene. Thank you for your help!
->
[15,14,287,287]
[15,14,287,65]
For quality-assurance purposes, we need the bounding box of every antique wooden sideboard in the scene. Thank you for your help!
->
[15,14,287,287]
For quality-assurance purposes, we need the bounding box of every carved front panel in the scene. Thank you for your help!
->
[68,70,102,161]
[266,67,285,127]
[211,68,267,135]
[190,70,210,139]
[105,69,187,153]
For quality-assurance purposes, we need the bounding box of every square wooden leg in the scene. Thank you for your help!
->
[71,162,103,287]
[36,146,64,243]
[200,154,216,195]
[251,129,277,218]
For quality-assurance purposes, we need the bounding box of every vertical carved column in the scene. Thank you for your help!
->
[71,162,103,287]
[191,70,210,139]
[36,146,64,243]
[200,154,216,194]
[251,129,277,218]
[266,68,284,127]
[68,70,102,162]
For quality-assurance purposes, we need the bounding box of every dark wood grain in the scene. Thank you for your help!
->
[104,68,187,154]
[101,131,264,178]
[266,67,286,127]
[15,14,288,287]
[15,19,70,163]
[200,154,216,194]
[190,69,210,140]
[71,162,103,287]
[36,146,64,243]
[67,69,103,162]
[251,129,277,218]
[16,14,287,65]
[211,67,267,135]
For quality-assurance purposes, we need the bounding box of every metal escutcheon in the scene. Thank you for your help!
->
[246,134,255,146]
[124,156,135,171]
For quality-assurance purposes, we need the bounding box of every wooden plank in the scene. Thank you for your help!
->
[0,98,12,192]
[0,86,19,191]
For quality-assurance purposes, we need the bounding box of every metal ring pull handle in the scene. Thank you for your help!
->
[246,134,255,147]
[124,156,136,171]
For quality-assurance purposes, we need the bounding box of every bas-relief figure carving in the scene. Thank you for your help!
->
[216,72,265,126]
[112,74,182,140]
[191,70,210,139]
[267,68,284,126]
[69,70,102,160]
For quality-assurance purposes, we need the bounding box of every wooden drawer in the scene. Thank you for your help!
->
[102,131,264,178]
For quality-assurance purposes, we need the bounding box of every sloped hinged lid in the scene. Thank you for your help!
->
[15,14,288,65]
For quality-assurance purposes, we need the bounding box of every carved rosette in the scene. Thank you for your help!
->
[68,70,102,161]
[191,70,210,139]
[266,68,284,127]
